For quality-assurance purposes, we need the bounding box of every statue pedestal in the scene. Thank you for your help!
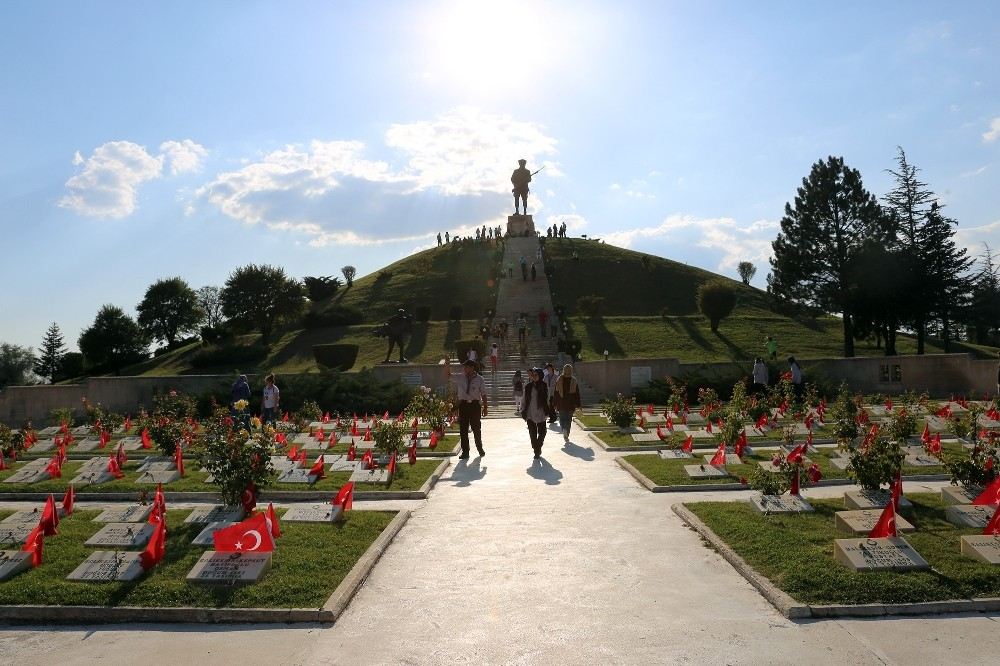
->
[507,215,535,237]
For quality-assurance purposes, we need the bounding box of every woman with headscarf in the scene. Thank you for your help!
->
[520,367,553,458]
[553,364,581,442]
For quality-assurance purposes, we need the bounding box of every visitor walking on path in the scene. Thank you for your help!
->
[230,374,251,414]
[512,369,525,413]
[516,314,527,344]
[507,261,513,278]
[751,358,768,395]
[538,308,548,338]
[530,263,537,281]
[788,356,804,400]
[261,374,280,425]
[455,360,488,459]
[521,367,554,458]
[489,343,499,375]
[765,336,778,361]
[553,364,581,442]
[543,362,558,424]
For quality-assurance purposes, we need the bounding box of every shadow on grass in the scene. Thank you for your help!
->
[679,317,713,351]
[713,330,747,362]
[582,317,623,357]
[405,323,428,359]
[444,321,462,350]
[267,327,349,369]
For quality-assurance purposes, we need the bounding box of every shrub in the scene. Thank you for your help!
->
[200,325,235,346]
[190,343,269,368]
[49,407,75,427]
[576,295,605,318]
[200,408,276,506]
[827,384,859,447]
[414,305,431,322]
[312,344,360,371]
[372,420,407,462]
[302,305,364,328]
[448,305,463,321]
[293,399,323,425]
[697,281,737,332]
[405,386,453,434]
[602,393,636,430]
[303,275,342,301]
[885,407,917,443]
[941,437,999,490]
[847,438,904,492]
[55,352,85,381]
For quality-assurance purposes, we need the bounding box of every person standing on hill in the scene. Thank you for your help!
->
[751,358,768,395]
[788,356,804,400]
[230,374,251,415]
[521,367,553,458]
[489,342,499,375]
[260,374,280,425]
[765,336,778,361]
[553,364,582,442]
[455,359,488,459]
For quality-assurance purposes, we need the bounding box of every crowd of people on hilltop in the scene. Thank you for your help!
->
[546,222,568,238]
[436,225,504,246]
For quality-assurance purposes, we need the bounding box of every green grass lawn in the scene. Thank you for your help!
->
[685,493,1000,605]
[623,447,949,487]
[0,459,444,494]
[592,424,837,448]
[0,508,396,608]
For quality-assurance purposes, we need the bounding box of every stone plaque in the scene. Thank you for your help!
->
[191,521,237,546]
[629,366,652,388]
[184,505,246,524]
[94,504,153,523]
[187,551,271,585]
[354,441,376,451]
[704,453,743,466]
[960,535,1000,564]
[924,416,950,432]
[67,551,145,582]
[337,434,362,445]
[684,464,728,479]
[73,438,102,452]
[641,414,666,424]
[0,551,32,581]
[135,470,181,485]
[299,440,329,451]
[750,494,814,514]
[658,450,693,460]
[38,426,60,436]
[0,524,34,546]
[291,432,315,445]
[941,486,982,506]
[2,468,49,484]
[905,454,941,468]
[30,440,55,452]
[70,469,116,486]
[834,537,929,571]
[322,455,360,472]
[85,522,155,548]
[1,510,43,526]
[844,489,913,510]
[350,468,390,484]
[136,458,172,472]
[282,504,344,523]
[631,433,662,443]
[834,510,916,535]
[944,504,997,528]
[829,457,851,471]
[689,429,714,439]
[119,436,144,451]
[277,468,319,484]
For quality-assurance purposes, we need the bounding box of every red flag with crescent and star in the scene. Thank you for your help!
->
[213,512,275,553]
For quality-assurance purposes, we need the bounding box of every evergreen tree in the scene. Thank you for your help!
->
[34,322,66,382]
[221,264,306,344]
[920,202,972,352]
[967,244,1000,345]
[0,343,37,389]
[769,156,889,356]
[78,305,149,374]
[136,277,202,347]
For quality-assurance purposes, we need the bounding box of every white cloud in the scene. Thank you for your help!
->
[960,164,990,178]
[59,141,163,218]
[60,138,208,218]
[197,108,560,245]
[983,118,1000,144]
[159,139,207,175]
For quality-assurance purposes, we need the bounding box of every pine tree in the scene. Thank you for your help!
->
[34,322,66,382]
[920,202,972,352]
[968,244,1000,345]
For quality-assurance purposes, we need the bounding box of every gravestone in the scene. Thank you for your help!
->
[705,454,743,466]
[74,438,102,452]
[119,436,144,451]
[829,457,851,471]
[684,414,706,425]
[350,468,390,484]
[683,464,727,479]
[689,429,714,439]
[135,469,181,485]
[615,426,645,435]
[191,521,237,546]
[834,537,930,571]
[750,494,814,514]
[924,416,951,432]
[631,433,662,443]
[38,426,60,436]
[30,440,54,452]
[277,468,319,484]
[641,414,666,424]
[187,551,271,585]
[0,551,32,581]
[0,524,34,546]
[71,425,91,436]
[2,467,49,484]
[904,454,941,468]
[299,440,329,451]
[282,504,344,523]
[834,510,915,535]
[136,458,172,473]
[337,434,362,445]
[941,486,982,506]
[292,433,315,446]
[658,450,693,460]
[70,468,116,486]
[184,505,246,524]
[1,510,43,526]
[322,455,360,472]
[844,489,913,510]
[960,535,1000,564]
[94,504,153,523]
[67,551,145,582]
[85,523,155,548]
[270,458,298,473]
[944,504,996,528]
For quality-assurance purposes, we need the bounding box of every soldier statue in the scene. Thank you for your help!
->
[511,159,532,215]
[383,308,413,363]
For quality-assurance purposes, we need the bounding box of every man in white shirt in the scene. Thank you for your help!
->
[261,373,280,425]
[455,359,488,459]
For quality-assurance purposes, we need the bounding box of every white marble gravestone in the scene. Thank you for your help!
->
[834,536,929,571]
[282,504,344,523]
[349,468,390,484]
[186,551,271,585]
[0,524,34,546]
[844,489,913,510]
[684,464,728,479]
[960,535,1000,564]
[834,510,915,535]
[73,438,102,452]
[941,486,983,506]
[904,453,941,468]
[658,450,693,460]
[277,468,319,484]
[944,504,996,528]
[704,454,743,466]
[67,551,146,582]
[750,494,814,514]
[191,521,237,546]
[85,523,155,548]
[184,505,246,524]
[0,551,32,581]
[94,504,153,523]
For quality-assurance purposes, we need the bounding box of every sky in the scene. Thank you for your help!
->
[1,1,998,352]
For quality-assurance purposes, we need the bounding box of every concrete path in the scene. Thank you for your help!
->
[2,418,999,665]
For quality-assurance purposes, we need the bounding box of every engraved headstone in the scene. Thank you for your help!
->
[350,468,390,484]
[941,486,983,506]
[705,454,743,466]
[191,521,237,546]
[39,426,60,436]
[684,464,728,479]
[282,504,344,523]
[750,494,814,514]
[136,458,173,473]
[70,469,117,486]
[71,425,91,436]
[119,436,145,451]
[299,439,329,451]
[904,454,941,468]
[30,440,54,452]
[186,551,271,585]
[85,523,155,548]
[292,432,315,445]
[94,504,153,523]
[944,504,996,528]
[0,524,34,546]
[135,469,181,485]
[73,437,102,452]
[658,450,693,460]
[322,455,360,471]
[829,457,851,471]
[844,489,912,510]
[0,551,32,581]
[834,537,929,571]
[277,468,319,484]
[689,429,714,439]
[924,416,951,432]
[960,535,1000,564]
[184,505,246,524]
[615,426,645,435]
[67,551,145,581]
[2,467,50,484]
[1,510,43,526]
[834,510,916,535]
[631,433,662,443]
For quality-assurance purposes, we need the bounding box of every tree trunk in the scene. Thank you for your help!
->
[842,312,855,357]
[875,327,883,349]
[942,313,951,353]
[886,329,898,356]
[916,319,925,355]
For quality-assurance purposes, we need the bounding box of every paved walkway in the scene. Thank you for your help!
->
[2,418,1000,665]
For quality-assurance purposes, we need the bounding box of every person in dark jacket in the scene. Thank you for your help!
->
[521,367,554,458]
[553,364,582,442]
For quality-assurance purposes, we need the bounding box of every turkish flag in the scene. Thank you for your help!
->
[124,415,132,432]
[309,455,326,480]
[297,450,307,464]
[804,413,814,430]
[885,397,893,412]
[322,412,330,423]
[21,522,44,567]
[656,424,667,441]
[174,443,185,477]
[972,476,1000,506]
[411,417,419,429]
[927,433,942,455]
[388,453,397,478]
[0,451,6,471]
[315,429,326,442]
[408,442,417,465]
[40,494,59,536]
[681,435,693,453]
[351,423,359,437]
[61,486,75,516]
[868,501,898,538]
[735,433,746,459]
[786,444,805,463]
[362,449,374,470]
[638,415,646,428]
[347,443,356,461]
[891,471,902,510]
[141,428,152,449]
[265,502,282,538]
[383,410,390,421]
[107,456,125,479]
[45,457,61,479]
[214,513,275,553]
[282,411,289,422]
[983,503,1000,536]
[936,405,952,418]
[242,485,257,514]
[152,483,167,519]
[429,431,439,449]
[332,481,354,511]
[363,427,372,442]
[140,517,167,570]
[709,443,726,466]
[705,420,713,434]
[666,416,674,432]
[755,414,768,431]
[286,445,299,461]
[790,467,800,495]
[921,423,931,443]
[116,442,127,467]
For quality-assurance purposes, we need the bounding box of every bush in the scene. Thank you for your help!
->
[448,305,463,321]
[312,344,360,371]
[302,305,364,328]
[602,393,636,430]
[200,410,276,507]
[303,275,342,301]
[576,295,605,318]
[200,325,235,346]
[190,343,269,368]
[55,352,85,381]
[847,438,904,492]
[697,281,737,332]
[414,305,431,322]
